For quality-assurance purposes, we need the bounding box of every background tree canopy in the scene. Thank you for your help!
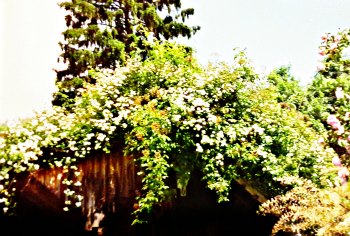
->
[260,29,350,236]
[54,0,199,107]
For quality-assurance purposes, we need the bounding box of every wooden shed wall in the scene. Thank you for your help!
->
[21,151,139,217]
[12,152,276,236]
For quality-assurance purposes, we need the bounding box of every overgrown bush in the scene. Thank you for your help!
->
[0,42,337,225]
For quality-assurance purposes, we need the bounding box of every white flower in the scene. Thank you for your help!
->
[105,100,114,108]
[217,131,225,139]
[257,148,267,158]
[102,109,112,119]
[65,200,72,205]
[215,153,224,160]
[226,128,236,140]
[24,151,37,161]
[194,124,202,131]
[86,133,95,140]
[90,99,100,108]
[335,87,344,99]
[220,139,227,147]
[95,143,102,149]
[192,98,209,108]
[109,126,116,133]
[197,89,206,96]
[172,115,181,122]
[196,143,203,153]
[83,141,91,146]
[252,124,264,135]
[201,135,213,145]
[265,136,272,144]
[96,133,106,142]
[54,161,63,167]
[207,114,217,124]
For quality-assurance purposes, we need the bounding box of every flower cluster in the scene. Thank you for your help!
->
[317,29,350,78]
[325,86,350,185]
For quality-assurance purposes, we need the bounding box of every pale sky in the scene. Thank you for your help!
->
[1,0,350,122]
[0,0,66,122]
[183,0,350,78]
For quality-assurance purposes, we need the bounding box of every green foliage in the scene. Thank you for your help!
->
[0,123,8,133]
[0,42,337,225]
[260,29,350,235]
[54,0,200,106]
[267,66,307,111]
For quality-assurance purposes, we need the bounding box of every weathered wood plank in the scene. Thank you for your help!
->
[20,152,138,217]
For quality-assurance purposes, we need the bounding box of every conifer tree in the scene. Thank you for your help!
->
[54,0,199,106]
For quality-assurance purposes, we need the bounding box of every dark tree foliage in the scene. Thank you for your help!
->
[54,0,199,106]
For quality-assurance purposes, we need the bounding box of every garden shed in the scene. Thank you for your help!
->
[0,150,274,236]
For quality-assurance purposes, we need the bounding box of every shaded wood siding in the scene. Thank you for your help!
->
[23,151,139,217]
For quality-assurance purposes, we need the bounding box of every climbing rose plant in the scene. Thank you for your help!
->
[308,29,350,183]
[0,42,337,224]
